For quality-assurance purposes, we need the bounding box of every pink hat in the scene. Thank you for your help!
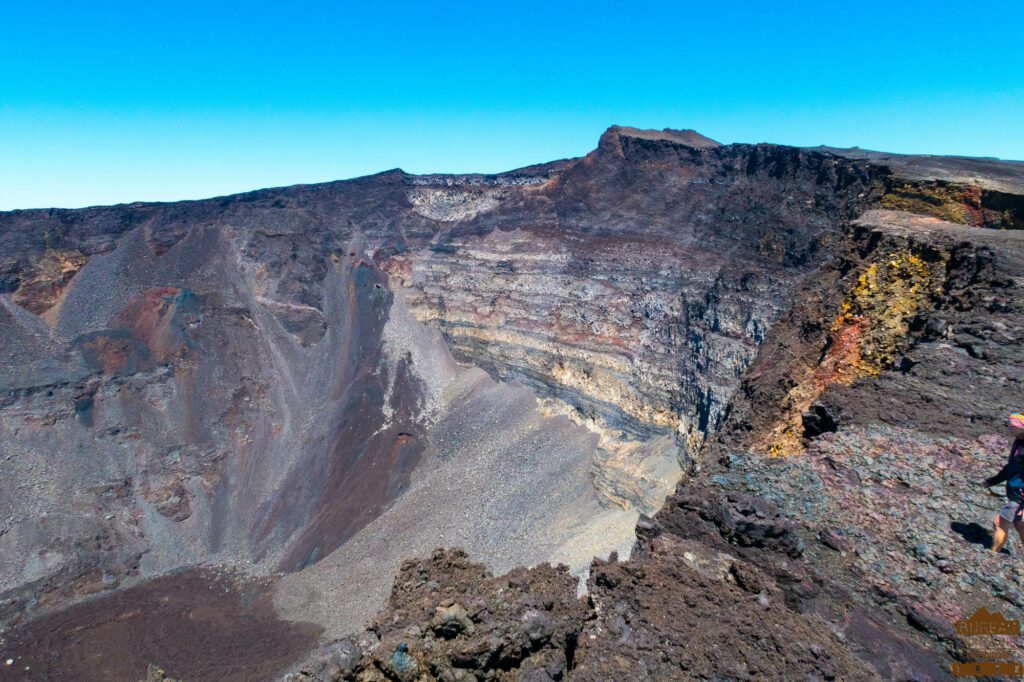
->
[1010,413,1024,430]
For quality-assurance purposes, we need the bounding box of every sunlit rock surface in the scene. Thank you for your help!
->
[1,126,1023,680]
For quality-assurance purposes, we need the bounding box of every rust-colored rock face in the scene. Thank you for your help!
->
[11,248,87,316]
[0,127,1022,680]
[75,286,194,374]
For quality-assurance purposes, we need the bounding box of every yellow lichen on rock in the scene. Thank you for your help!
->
[761,247,946,457]
[879,182,977,225]
[843,249,943,373]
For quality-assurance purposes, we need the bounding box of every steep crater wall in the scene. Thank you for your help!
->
[384,130,883,479]
[2,127,1022,680]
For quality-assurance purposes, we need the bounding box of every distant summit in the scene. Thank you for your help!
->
[603,125,722,149]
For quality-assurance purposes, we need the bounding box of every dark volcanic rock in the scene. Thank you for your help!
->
[328,487,950,680]
[614,485,952,680]
[1,126,1023,680]
[291,549,588,682]
[575,538,879,680]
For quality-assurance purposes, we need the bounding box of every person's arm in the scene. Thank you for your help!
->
[986,462,1014,487]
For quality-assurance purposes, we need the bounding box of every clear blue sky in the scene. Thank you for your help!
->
[2,1,1022,209]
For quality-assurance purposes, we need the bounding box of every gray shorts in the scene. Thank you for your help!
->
[999,502,1023,523]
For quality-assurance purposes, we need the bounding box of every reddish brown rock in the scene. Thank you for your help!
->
[11,248,86,315]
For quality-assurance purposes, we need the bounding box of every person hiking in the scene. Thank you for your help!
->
[985,413,1024,553]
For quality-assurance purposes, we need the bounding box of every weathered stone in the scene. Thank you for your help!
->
[431,603,475,639]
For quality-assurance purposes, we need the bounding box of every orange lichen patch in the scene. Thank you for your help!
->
[764,315,869,456]
[762,248,947,457]
[12,249,87,316]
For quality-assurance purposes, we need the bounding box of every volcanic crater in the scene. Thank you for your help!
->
[1,126,1023,680]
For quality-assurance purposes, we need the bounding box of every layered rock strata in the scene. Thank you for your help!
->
[297,155,1024,682]
[1,126,1022,680]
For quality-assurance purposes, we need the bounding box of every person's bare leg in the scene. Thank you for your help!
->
[994,513,1011,552]
[1013,518,1024,548]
